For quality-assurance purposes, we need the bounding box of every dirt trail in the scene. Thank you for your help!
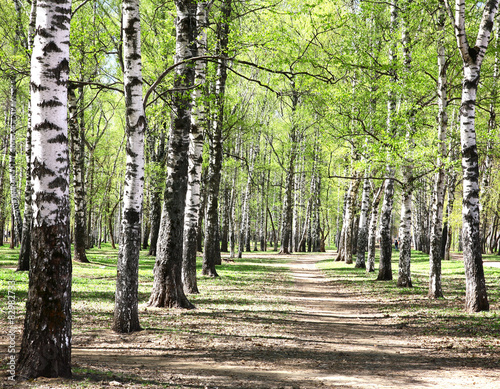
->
[10,252,500,388]
[286,253,500,388]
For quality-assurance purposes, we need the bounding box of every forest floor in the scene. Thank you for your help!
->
[1,248,500,388]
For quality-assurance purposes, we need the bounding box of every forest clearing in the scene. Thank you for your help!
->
[2,246,499,388]
[3,0,500,385]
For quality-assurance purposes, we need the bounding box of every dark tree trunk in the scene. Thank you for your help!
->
[203,0,232,275]
[149,0,197,309]
[68,85,89,263]
[148,188,162,256]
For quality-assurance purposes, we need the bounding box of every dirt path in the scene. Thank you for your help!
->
[286,253,500,389]
[9,252,500,388]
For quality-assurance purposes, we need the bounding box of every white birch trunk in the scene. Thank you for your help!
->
[367,184,383,272]
[18,0,72,377]
[8,76,22,246]
[17,0,36,271]
[355,176,370,268]
[428,2,448,298]
[397,174,413,287]
[113,0,146,333]
[444,0,499,312]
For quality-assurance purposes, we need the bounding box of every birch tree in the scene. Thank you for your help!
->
[17,0,36,271]
[113,0,146,333]
[203,0,232,276]
[18,0,72,377]
[444,0,499,312]
[8,0,23,250]
[377,0,398,281]
[149,0,196,308]
[428,1,449,298]
[182,0,210,294]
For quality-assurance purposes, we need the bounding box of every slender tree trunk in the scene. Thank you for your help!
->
[17,0,36,271]
[337,174,360,264]
[149,0,196,308]
[397,176,413,287]
[377,174,394,280]
[8,76,22,248]
[367,185,383,272]
[18,0,72,377]
[428,2,448,298]
[202,0,232,275]
[113,0,146,333]
[444,152,458,261]
[182,0,209,294]
[355,176,370,268]
[377,0,398,280]
[445,0,498,312]
[68,85,89,263]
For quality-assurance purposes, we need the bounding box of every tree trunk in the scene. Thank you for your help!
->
[18,0,72,377]
[446,0,498,312]
[17,0,36,271]
[182,0,210,294]
[367,185,383,272]
[8,75,23,248]
[113,0,146,333]
[68,85,89,263]
[337,174,360,264]
[203,0,232,275]
[397,176,413,287]
[149,0,196,309]
[355,176,370,268]
[377,174,394,280]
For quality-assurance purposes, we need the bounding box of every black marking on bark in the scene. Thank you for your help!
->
[38,100,63,108]
[55,6,71,15]
[43,41,62,53]
[47,133,68,144]
[52,59,69,81]
[123,17,140,38]
[468,46,479,63]
[34,120,63,133]
[32,159,56,179]
[49,176,68,191]
[37,28,53,39]
[31,82,48,92]
[124,208,140,225]
[52,14,70,30]
[126,145,138,159]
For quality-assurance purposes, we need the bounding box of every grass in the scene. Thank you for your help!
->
[0,243,294,387]
[317,249,500,346]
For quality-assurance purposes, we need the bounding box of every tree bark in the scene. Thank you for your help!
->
[18,0,72,377]
[367,184,383,272]
[337,173,360,264]
[182,0,210,294]
[149,0,196,308]
[202,0,232,275]
[17,0,36,271]
[68,85,89,263]
[377,174,394,280]
[355,176,370,268]
[113,0,146,333]
[429,1,448,298]
[444,0,498,312]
